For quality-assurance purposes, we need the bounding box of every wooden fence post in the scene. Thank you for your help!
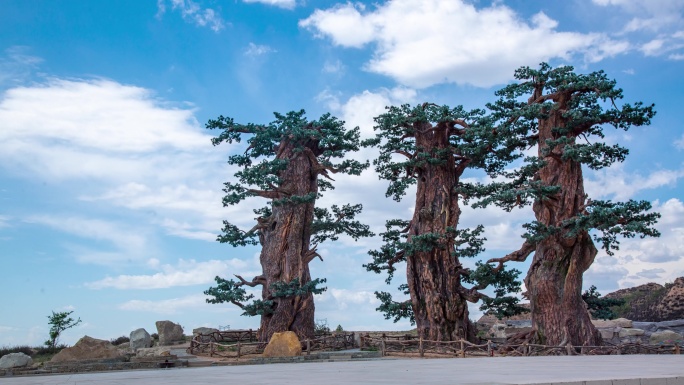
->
[675,344,680,355]
[381,337,386,357]
[487,340,493,357]
[419,337,424,358]
[460,339,466,358]
[307,340,311,356]
[237,341,241,359]
[210,342,214,357]
[523,342,528,356]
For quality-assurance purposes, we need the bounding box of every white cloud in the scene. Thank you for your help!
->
[0,215,9,228]
[242,0,296,10]
[86,258,249,289]
[24,215,152,265]
[585,198,684,291]
[119,294,211,314]
[585,163,684,201]
[157,0,226,32]
[301,0,627,88]
[0,46,42,87]
[244,42,276,57]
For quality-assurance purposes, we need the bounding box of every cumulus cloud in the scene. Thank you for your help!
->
[86,258,250,289]
[0,46,42,87]
[0,77,248,244]
[157,0,226,32]
[585,163,684,201]
[242,0,296,10]
[300,0,627,88]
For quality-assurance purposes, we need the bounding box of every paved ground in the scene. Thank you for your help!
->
[3,355,684,385]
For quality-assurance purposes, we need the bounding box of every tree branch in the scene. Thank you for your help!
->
[487,241,535,273]
[234,274,266,287]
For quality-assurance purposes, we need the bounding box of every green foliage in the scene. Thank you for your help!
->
[335,324,344,332]
[463,261,528,319]
[375,289,415,325]
[311,204,373,245]
[582,285,625,320]
[204,276,327,317]
[45,311,81,350]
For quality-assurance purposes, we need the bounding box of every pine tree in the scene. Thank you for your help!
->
[204,110,372,342]
[363,103,525,341]
[482,63,660,346]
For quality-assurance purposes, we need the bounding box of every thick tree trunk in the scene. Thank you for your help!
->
[526,99,601,346]
[257,141,318,342]
[406,123,473,342]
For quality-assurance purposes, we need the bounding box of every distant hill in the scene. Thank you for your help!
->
[605,277,684,321]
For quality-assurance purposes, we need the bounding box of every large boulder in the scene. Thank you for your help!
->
[51,336,124,363]
[0,352,33,369]
[155,321,184,346]
[263,331,302,357]
[130,328,152,350]
[649,330,684,345]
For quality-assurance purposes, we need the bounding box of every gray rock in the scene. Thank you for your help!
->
[130,328,152,350]
[619,328,645,337]
[649,330,684,345]
[0,352,33,369]
[155,320,184,346]
[632,322,657,332]
[656,319,684,328]
[599,329,615,340]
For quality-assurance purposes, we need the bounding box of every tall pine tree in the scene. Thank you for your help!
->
[482,63,660,346]
[364,103,525,341]
[204,110,372,342]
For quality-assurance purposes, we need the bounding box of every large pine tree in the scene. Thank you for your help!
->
[482,63,660,346]
[364,103,525,341]
[204,110,371,342]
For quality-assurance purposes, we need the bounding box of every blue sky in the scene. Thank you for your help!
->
[1,0,683,346]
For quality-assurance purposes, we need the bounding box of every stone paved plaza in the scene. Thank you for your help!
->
[2,355,684,385]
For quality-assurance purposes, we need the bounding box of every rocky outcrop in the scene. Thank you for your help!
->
[51,336,124,363]
[155,321,184,346]
[129,328,152,350]
[605,277,684,321]
[263,331,302,357]
[592,318,684,345]
[0,352,33,369]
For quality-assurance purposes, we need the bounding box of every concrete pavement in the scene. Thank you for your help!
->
[2,355,684,385]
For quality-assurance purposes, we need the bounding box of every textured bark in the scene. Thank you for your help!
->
[526,93,601,347]
[257,140,318,342]
[406,122,473,342]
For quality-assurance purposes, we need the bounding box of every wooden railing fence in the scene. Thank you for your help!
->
[359,334,682,358]
[188,331,356,359]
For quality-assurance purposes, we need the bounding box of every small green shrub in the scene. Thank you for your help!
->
[151,333,159,340]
